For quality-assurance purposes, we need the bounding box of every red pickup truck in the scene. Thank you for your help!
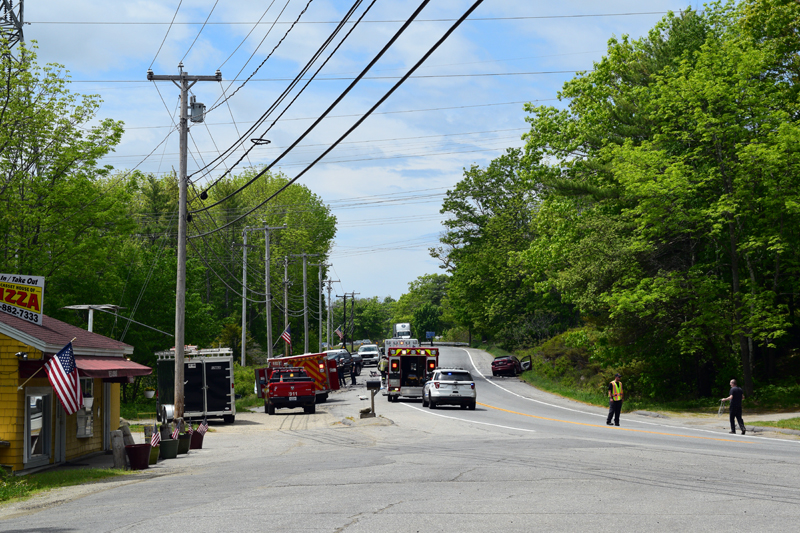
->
[265,367,316,415]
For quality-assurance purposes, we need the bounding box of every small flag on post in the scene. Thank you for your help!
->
[334,325,344,340]
[186,425,193,435]
[151,429,161,447]
[281,325,292,345]
[171,426,180,439]
[197,421,208,435]
[44,342,83,415]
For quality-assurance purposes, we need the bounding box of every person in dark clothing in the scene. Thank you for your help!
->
[341,359,353,387]
[338,360,348,387]
[721,379,746,434]
[606,373,623,426]
[350,360,357,386]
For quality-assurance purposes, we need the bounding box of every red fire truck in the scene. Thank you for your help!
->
[386,346,438,402]
[256,352,339,407]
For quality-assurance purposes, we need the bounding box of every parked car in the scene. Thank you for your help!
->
[422,368,476,409]
[357,344,381,366]
[324,349,361,376]
[491,355,523,376]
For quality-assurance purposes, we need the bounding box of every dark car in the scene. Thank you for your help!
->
[325,349,361,376]
[491,355,523,377]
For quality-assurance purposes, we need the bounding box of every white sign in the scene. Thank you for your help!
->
[0,274,45,325]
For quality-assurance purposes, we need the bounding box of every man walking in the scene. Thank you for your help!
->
[721,379,746,435]
[607,373,623,427]
[338,359,348,388]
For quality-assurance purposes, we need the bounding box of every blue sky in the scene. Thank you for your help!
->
[25,0,697,300]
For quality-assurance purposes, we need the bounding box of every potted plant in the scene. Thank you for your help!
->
[143,387,155,399]
[83,393,93,410]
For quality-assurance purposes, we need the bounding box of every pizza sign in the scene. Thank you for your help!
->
[0,274,44,325]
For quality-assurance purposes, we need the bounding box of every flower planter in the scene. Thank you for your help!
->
[83,397,94,410]
[177,434,192,455]
[159,438,179,459]
[190,431,204,450]
[143,390,155,399]
[148,445,160,465]
[125,443,151,470]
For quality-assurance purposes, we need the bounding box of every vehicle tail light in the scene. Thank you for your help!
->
[471,383,475,389]
[319,363,324,370]
[427,360,436,371]
[434,382,440,389]
[390,360,399,371]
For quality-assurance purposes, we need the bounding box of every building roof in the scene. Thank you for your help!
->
[0,312,134,357]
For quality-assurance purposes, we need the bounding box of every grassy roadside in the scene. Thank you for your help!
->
[1,468,130,503]
[754,418,800,431]
[480,344,723,415]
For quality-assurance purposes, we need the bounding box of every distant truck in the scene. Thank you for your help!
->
[384,338,419,353]
[386,346,439,402]
[393,323,412,338]
[255,352,340,405]
[263,367,316,415]
[156,347,236,424]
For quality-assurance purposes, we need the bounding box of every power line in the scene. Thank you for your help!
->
[149,0,183,69]
[192,0,374,187]
[190,0,486,238]
[180,0,220,64]
[30,12,671,25]
[190,0,433,212]
[68,70,586,83]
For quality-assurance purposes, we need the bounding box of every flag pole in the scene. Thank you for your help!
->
[17,337,77,390]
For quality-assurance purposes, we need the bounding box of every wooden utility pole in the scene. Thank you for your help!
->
[147,65,221,418]
[290,253,320,353]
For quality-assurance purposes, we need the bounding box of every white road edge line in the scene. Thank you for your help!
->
[401,402,536,433]
[461,348,800,445]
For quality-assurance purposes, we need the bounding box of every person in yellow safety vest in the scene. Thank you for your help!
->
[378,356,389,386]
[606,373,624,427]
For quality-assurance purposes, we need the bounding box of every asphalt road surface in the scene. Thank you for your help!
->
[3,346,800,532]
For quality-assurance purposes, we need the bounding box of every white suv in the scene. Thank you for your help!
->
[422,368,476,410]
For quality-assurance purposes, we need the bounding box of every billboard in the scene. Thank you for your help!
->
[0,274,44,325]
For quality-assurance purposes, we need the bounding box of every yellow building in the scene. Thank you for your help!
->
[0,312,151,472]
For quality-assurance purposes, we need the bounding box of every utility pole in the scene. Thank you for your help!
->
[290,253,320,353]
[310,263,327,351]
[263,225,286,359]
[234,230,255,366]
[324,279,338,347]
[282,256,291,357]
[147,65,221,419]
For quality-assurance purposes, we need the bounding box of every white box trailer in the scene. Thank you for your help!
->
[156,348,236,424]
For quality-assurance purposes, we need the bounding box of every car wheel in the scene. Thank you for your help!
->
[460,404,467,409]
[422,393,429,407]
[304,404,315,414]
[469,401,476,410]
[223,414,235,424]
[429,399,436,409]
[492,371,497,377]
[267,403,275,415]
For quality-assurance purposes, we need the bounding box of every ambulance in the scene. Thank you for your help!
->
[256,352,340,406]
[385,346,439,402]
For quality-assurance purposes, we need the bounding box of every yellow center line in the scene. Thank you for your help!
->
[477,402,752,444]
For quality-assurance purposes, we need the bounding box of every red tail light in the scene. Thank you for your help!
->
[434,382,440,389]
[471,383,475,389]
[427,361,435,371]
[391,361,399,371]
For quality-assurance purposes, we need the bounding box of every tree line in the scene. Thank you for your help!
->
[433,0,800,400]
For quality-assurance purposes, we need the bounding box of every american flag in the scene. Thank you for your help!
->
[197,421,208,435]
[151,429,161,447]
[281,324,291,344]
[334,325,344,340]
[185,425,193,435]
[44,342,83,415]
[171,426,180,439]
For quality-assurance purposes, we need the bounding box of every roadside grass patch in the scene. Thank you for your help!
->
[755,417,800,431]
[1,468,129,503]
[236,394,262,411]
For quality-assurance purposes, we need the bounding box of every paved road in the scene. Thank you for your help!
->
[3,346,800,532]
